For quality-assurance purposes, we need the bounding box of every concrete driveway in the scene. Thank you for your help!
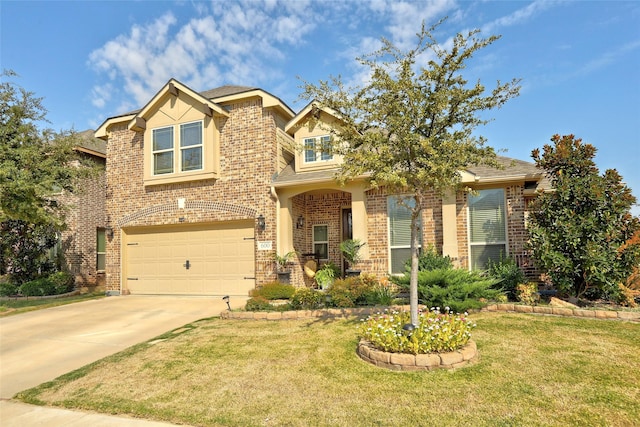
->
[0,294,243,399]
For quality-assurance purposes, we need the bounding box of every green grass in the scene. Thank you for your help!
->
[0,292,105,316]
[17,313,640,427]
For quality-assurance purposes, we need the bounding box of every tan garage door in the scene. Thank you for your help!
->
[123,221,255,296]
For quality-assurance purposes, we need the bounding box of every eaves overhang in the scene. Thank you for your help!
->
[127,79,229,132]
[95,113,137,140]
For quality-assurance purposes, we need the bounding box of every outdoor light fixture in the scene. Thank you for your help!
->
[105,226,114,239]
[402,323,416,337]
[296,215,305,229]
[222,295,231,311]
[257,214,266,231]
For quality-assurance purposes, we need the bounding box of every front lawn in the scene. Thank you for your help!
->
[0,292,105,317]
[17,312,640,426]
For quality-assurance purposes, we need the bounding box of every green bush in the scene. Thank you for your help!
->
[47,271,75,294]
[245,296,275,311]
[0,280,18,297]
[250,282,295,300]
[19,278,56,297]
[363,283,396,306]
[486,255,525,300]
[394,268,504,313]
[404,245,453,272]
[290,287,325,310]
[359,308,476,354]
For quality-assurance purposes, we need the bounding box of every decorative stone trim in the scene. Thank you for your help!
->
[118,200,256,227]
[357,340,478,371]
[482,303,640,322]
[220,306,390,320]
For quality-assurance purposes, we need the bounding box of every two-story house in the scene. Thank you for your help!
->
[96,79,543,297]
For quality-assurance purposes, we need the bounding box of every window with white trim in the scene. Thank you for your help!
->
[304,135,332,163]
[152,121,203,175]
[388,196,421,274]
[468,188,507,270]
[96,228,106,272]
[313,225,329,260]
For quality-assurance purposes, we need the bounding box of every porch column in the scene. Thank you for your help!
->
[442,190,459,263]
[277,191,295,254]
[349,184,369,259]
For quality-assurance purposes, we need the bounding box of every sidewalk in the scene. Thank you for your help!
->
[0,400,188,426]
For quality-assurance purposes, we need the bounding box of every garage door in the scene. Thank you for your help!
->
[123,221,255,296]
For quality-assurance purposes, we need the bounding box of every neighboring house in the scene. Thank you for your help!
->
[55,130,107,287]
[95,79,544,297]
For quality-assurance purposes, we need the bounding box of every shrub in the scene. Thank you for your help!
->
[405,245,452,272]
[19,278,56,297]
[516,282,540,305]
[250,282,295,300]
[290,287,325,310]
[47,271,75,294]
[363,283,396,306]
[0,280,18,297]
[393,268,504,313]
[245,296,274,311]
[326,277,362,308]
[487,255,525,300]
[358,307,476,354]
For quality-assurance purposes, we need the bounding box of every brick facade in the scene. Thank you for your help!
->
[99,82,542,295]
[58,153,106,286]
[104,97,285,293]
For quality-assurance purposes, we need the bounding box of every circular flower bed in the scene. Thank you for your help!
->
[357,307,478,371]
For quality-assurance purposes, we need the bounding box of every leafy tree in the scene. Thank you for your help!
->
[528,134,640,300]
[300,20,520,325]
[0,70,97,282]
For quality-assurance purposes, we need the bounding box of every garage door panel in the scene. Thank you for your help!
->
[124,221,255,296]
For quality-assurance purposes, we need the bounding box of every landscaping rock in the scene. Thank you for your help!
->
[549,297,578,308]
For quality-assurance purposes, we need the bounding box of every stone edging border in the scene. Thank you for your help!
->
[482,303,640,322]
[357,340,478,371]
[219,304,640,322]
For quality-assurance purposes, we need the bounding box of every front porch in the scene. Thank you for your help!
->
[274,183,370,287]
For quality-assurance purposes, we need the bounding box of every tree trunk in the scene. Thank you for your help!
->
[409,197,422,326]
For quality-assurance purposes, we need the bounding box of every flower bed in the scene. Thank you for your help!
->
[357,339,478,371]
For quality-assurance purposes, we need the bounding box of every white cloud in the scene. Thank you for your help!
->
[89,1,321,115]
[481,0,558,34]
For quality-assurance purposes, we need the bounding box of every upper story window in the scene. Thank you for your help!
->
[304,135,332,163]
[468,188,507,270]
[388,196,422,274]
[152,121,203,176]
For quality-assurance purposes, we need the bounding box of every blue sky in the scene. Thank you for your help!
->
[2,0,639,213]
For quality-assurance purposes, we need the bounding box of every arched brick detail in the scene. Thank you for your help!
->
[117,201,257,227]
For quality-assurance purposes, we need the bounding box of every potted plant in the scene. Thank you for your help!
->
[340,239,366,277]
[315,262,340,290]
[273,251,297,284]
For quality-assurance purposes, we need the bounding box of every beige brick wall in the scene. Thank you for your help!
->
[105,98,286,293]
[59,153,106,286]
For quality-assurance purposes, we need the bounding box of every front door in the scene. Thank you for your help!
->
[342,208,352,272]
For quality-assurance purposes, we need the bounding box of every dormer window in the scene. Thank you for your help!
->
[304,135,332,163]
[151,121,203,176]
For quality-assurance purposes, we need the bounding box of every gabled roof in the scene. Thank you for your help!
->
[95,81,295,140]
[128,79,230,132]
[76,129,106,158]
[285,101,343,134]
[200,85,257,99]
